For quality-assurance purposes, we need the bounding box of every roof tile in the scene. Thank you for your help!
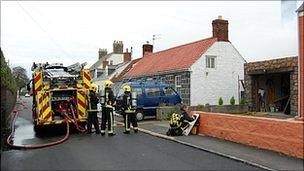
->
[124,37,217,77]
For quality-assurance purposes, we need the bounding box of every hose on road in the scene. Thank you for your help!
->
[6,102,85,150]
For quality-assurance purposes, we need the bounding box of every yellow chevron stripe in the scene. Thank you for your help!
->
[42,107,51,121]
[77,91,87,119]
[34,72,42,90]
[56,121,63,124]
[78,93,86,102]
[37,93,43,119]
[83,79,91,88]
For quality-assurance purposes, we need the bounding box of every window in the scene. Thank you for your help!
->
[145,88,161,97]
[175,75,182,95]
[206,56,216,68]
[132,88,143,98]
[110,60,113,65]
[163,87,177,96]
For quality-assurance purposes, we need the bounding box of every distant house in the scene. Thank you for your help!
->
[122,16,246,105]
[111,58,142,94]
[89,41,132,90]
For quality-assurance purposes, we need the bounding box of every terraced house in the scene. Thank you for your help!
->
[122,16,246,105]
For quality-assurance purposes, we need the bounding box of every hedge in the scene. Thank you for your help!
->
[0,49,17,93]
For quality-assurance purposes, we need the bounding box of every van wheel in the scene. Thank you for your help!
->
[136,110,144,121]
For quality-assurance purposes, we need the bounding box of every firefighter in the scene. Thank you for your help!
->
[100,80,116,136]
[87,83,101,134]
[121,85,138,134]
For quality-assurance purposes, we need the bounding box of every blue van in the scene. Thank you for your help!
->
[115,81,182,121]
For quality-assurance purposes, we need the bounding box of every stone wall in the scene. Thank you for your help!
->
[1,86,16,151]
[244,57,298,115]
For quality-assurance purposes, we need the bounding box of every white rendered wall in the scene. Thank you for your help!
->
[107,54,124,65]
[190,42,245,105]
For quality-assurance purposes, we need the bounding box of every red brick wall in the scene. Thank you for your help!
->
[299,14,304,118]
[197,112,304,158]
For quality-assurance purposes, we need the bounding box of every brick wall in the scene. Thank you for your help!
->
[197,112,304,158]
[299,12,304,118]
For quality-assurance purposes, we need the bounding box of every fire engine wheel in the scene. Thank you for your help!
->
[136,110,144,121]
[33,124,43,134]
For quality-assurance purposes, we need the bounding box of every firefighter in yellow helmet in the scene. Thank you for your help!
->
[100,80,116,136]
[86,83,101,134]
[87,83,100,134]
[121,85,138,134]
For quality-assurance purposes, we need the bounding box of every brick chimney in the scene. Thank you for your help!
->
[142,41,153,56]
[123,48,132,62]
[98,48,107,59]
[113,40,123,54]
[297,3,304,119]
[102,61,109,69]
[212,16,229,42]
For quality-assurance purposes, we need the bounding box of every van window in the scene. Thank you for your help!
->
[132,87,142,98]
[145,88,161,97]
[163,87,177,96]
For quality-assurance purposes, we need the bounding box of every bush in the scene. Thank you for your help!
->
[0,49,17,93]
[240,98,246,105]
[196,104,205,111]
[230,96,235,105]
[218,97,223,105]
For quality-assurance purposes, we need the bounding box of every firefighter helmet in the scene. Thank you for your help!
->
[90,83,98,92]
[123,85,131,92]
[104,80,113,89]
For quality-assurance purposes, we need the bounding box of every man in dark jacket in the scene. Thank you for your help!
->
[180,105,194,122]
[87,84,101,134]
[100,80,116,136]
[121,85,138,134]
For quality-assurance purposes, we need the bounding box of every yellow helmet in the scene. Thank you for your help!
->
[104,80,113,89]
[90,83,98,92]
[123,85,131,92]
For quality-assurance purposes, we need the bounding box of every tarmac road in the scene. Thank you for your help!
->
[1,97,263,170]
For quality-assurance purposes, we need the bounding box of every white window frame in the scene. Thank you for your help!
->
[206,55,217,69]
[175,75,182,95]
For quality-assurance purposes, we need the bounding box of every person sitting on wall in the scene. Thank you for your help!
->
[166,104,196,136]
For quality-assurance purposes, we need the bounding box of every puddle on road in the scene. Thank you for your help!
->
[13,117,37,145]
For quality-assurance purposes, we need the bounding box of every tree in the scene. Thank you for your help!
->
[230,96,235,105]
[12,66,29,94]
[218,97,223,105]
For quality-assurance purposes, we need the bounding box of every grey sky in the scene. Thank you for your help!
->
[1,1,303,76]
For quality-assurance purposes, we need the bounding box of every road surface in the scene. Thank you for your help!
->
[1,97,263,170]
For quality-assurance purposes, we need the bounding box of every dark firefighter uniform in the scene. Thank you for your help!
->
[100,80,115,136]
[87,84,101,134]
[121,85,138,134]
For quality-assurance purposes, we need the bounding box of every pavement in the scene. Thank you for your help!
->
[129,119,304,171]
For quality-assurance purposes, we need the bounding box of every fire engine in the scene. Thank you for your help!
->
[28,62,91,132]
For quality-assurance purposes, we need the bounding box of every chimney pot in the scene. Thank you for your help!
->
[218,15,223,19]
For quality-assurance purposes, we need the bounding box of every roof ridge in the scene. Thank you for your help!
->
[146,37,217,57]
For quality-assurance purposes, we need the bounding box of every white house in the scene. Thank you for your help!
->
[123,16,246,105]
[89,41,133,91]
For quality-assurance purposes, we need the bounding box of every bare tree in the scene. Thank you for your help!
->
[12,66,29,94]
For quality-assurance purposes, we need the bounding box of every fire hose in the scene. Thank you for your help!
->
[6,102,86,150]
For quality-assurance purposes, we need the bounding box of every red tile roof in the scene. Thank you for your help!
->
[111,58,142,82]
[124,37,217,78]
